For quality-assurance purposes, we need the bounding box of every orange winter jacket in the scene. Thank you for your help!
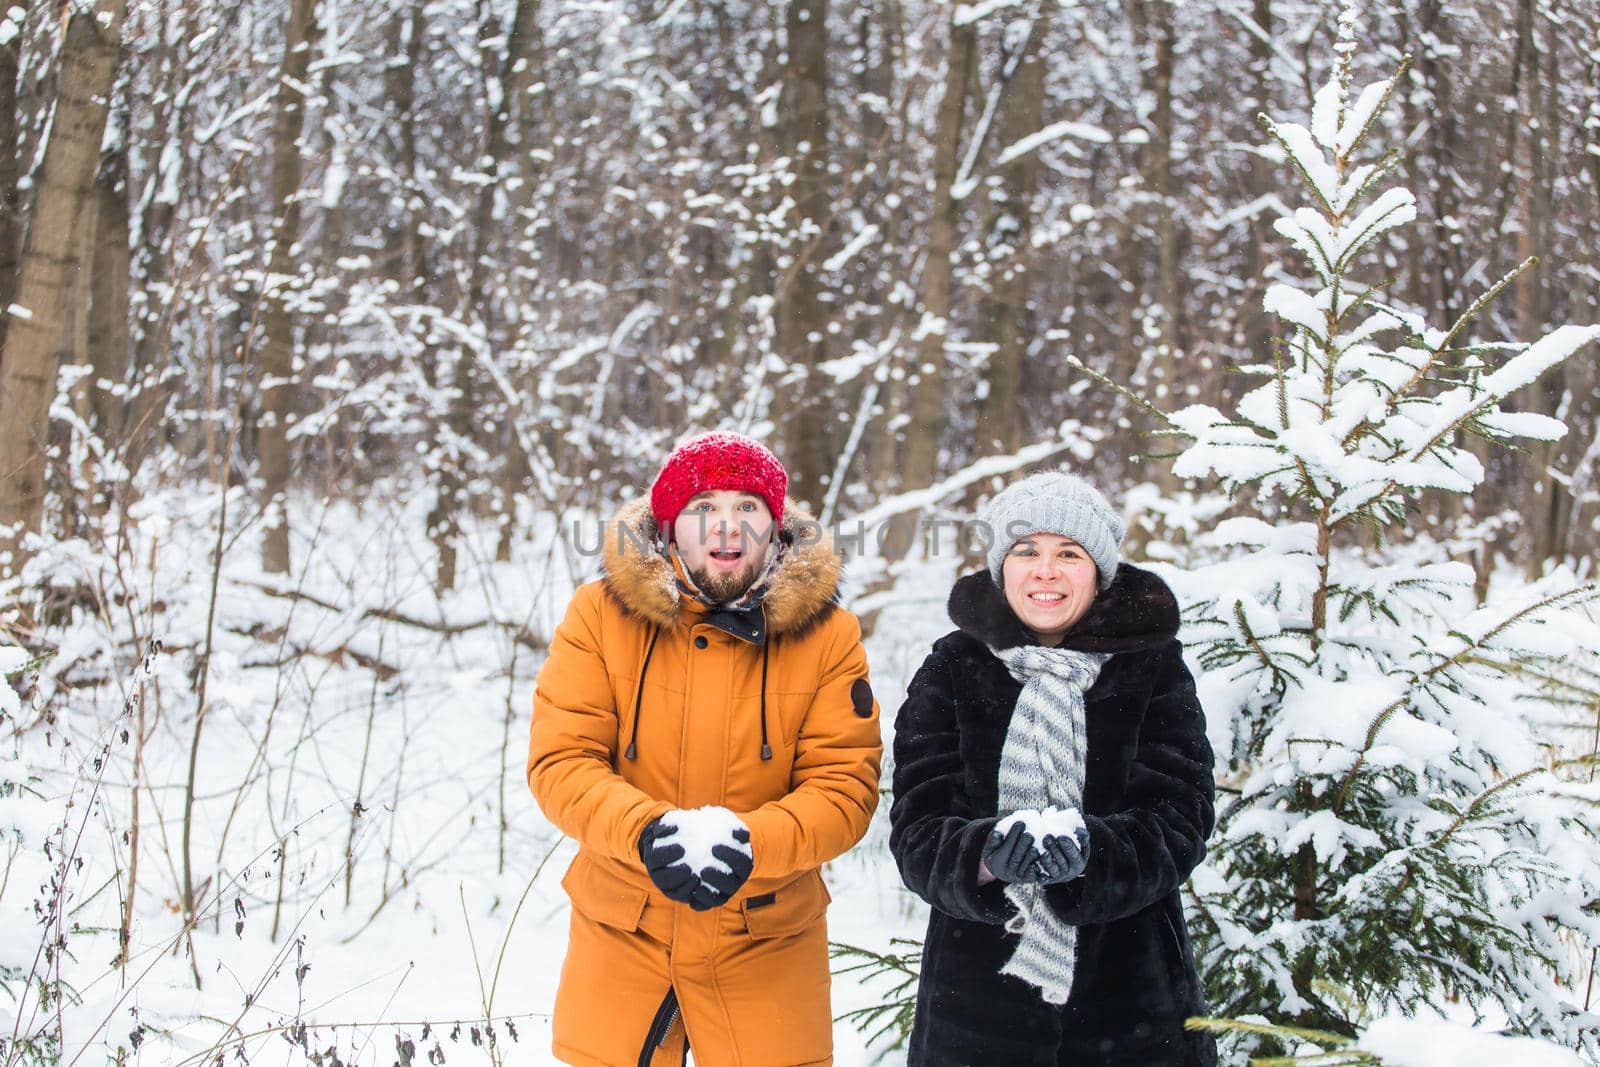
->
[528,498,882,1067]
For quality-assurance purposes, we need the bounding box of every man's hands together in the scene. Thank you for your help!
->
[638,807,754,911]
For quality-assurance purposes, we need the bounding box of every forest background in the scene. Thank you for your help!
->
[3,0,1600,1064]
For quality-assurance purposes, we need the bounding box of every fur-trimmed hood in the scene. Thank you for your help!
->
[946,563,1180,654]
[600,497,842,639]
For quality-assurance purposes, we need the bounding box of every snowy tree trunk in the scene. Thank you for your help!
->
[1402,1,1479,551]
[1416,0,1464,322]
[66,187,94,412]
[495,0,544,564]
[885,10,972,558]
[258,0,321,575]
[384,6,427,301]
[975,12,1046,459]
[1240,0,1275,364]
[1576,1,1600,565]
[856,1,907,496]
[0,0,126,556]
[776,0,831,511]
[0,1,22,357]
[1512,0,1562,573]
[1148,0,1184,453]
[123,3,194,480]
[856,3,894,152]
[503,0,547,300]
[89,105,131,448]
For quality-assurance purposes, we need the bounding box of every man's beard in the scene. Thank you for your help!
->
[688,563,761,604]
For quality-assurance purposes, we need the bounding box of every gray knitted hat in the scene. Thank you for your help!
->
[980,472,1123,590]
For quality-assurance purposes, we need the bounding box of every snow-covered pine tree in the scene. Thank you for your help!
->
[1126,11,1600,1060]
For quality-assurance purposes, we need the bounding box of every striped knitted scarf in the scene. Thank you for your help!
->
[991,644,1109,1005]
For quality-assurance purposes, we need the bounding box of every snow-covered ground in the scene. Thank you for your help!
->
[0,488,949,1065]
[1,487,1593,1065]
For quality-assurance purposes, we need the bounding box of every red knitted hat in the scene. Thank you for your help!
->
[651,432,788,529]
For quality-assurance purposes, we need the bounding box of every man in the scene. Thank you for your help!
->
[528,431,882,1066]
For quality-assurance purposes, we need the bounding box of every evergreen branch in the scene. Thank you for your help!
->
[829,939,920,1051]
[1436,586,1600,665]
[1290,451,1331,512]
[1330,277,1393,339]
[1458,654,1600,704]
[1234,601,1295,695]
[1425,765,1549,850]
[1334,311,1583,520]
[1292,308,1336,377]
[1338,56,1412,164]
[829,938,923,977]
[1184,1016,1357,1049]
[1272,332,1291,429]
[1063,354,1182,430]
[1259,114,1338,220]
[1320,280,1341,420]
[1331,198,1414,278]
[1331,586,1597,815]
[1248,1054,1375,1067]
[1340,147,1403,213]
[1385,257,1537,408]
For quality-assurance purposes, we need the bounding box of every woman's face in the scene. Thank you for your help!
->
[1001,533,1099,645]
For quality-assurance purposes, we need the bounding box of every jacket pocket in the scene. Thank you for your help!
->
[562,853,648,933]
[741,868,832,940]
[1160,904,1193,1006]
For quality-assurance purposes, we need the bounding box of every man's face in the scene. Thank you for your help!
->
[672,491,775,602]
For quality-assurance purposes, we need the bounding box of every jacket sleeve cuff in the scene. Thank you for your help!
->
[614,799,675,863]
[741,805,800,880]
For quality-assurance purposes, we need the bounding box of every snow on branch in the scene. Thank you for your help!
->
[849,433,1093,529]
[993,120,1115,168]
[953,0,1028,27]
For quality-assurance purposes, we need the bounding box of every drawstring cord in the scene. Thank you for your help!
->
[622,623,774,762]
[623,625,661,761]
[759,639,772,761]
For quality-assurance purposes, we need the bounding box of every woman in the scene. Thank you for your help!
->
[889,471,1217,1066]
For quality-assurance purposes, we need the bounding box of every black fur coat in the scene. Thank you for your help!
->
[888,565,1218,1066]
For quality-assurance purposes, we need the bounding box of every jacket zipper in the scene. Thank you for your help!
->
[637,987,680,1067]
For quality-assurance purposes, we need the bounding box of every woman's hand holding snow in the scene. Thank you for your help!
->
[638,806,754,911]
[988,808,1089,885]
[981,821,1045,884]
[1036,818,1089,885]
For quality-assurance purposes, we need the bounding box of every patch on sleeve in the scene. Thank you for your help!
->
[850,678,874,718]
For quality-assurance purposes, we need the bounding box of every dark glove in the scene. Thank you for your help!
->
[981,821,1047,884]
[687,826,753,911]
[1037,825,1091,884]
[638,817,701,905]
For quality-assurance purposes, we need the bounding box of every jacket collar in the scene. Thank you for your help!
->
[601,497,842,641]
[671,550,773,644]
[946,563,1180,654]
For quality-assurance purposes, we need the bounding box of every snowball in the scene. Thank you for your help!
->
[996,807,1086,844]
[656,806,752,876]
